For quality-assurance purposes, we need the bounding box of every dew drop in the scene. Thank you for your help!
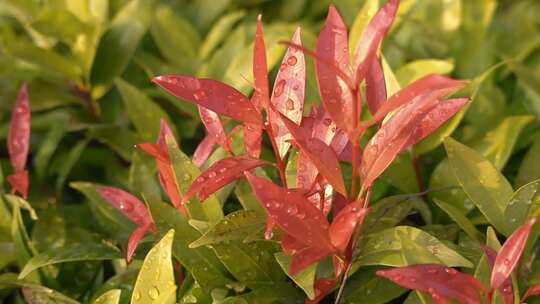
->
[148,287,159,299]
[286,99,295,110]
[133,292,141,301]
[208,171,217,178]
[287,55,298,66]
[286,205,298,215]
[193,90,207,101]
[323,118,332,126]
[274,80,286,97]
[119,201,133,212]
[503,259,510,266]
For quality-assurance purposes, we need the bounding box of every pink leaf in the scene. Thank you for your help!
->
[280,114,347,195]
[481,246,514,304]
[491,218,537,290]
[296,151,318,191]
[376,264,485,304]
[153,75,261,125]
[126,223,153,262]
[184,157,268,203]
[289,245,333,275]
[406,98,469,147]
[244,172,334,251]
[244,121,262,159]
[198,106,230,151]
[315,5,355,134]
[305,278,337,304]
[521,284,540,303]
[365,55,387,115]
[8,83,30,172]
[192,134,216,167]
[369,74,467,125]
[252,14,270,110]
[96,186,153,227]
[7,170,29,199]
[352,0,399,83]
[329,203,369,254]
[269,27,306,158]
[281,233,308,255]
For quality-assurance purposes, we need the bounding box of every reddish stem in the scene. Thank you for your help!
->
[264,121,288,188]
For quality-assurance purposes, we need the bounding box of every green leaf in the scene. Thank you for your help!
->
[199,10,246,60]
[150,4,200,72]
[92,289,121,304]
[363,195,416,234]
[348,0,378,58]
[21,284,80,303]
[342,267,406,304]
[34,120,67,179]
[90,0,156,98]
[220,282,303,304]
[131,229,176,304]
[11,206,40,283]
[189,210,265,248]
[235,178,266,214]
[275,252,316,299]
[90,127,140,161]
[517,138,540,187]
[55,138,90,192]
[116,78,174,142]
[165,139,223,222]
[504,179,540,232]
[433,198,484,243]
[148,201,231,292]
[381,152,419,193]
[444,137,513,235]
[129,152,161,203]
[356,226,472,268]
[19,242,122,279]
[395,59,454,86]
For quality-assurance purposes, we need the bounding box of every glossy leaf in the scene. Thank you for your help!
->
[183,156,268,203]
[131,229,176,304]
[481,246,514,304]
[342,267,406,304]
[280,113,346,195]
[192,134,216,167]
[198,106,229,151]
[96,186,153,227]
[19,243,122,279]
[365,55,387,115]
[521,285,540,303]
[289,245,333,275]
[153,75,261,125]
[329,203,369,253]
[92,289,121,304]
[244,122,262,159]
[376,264,485,304]
[245,172,334,251]
[491,218,537,290]
[315,5,355,134]
[252,15,269,110]
[444,138,513,235]
[275,252,317,299]
[433,199,483,242]
[269,27,305,159]
[352,0,398,83]
[127,224,152,262]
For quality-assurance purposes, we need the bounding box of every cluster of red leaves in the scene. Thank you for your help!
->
[377,218,540,304]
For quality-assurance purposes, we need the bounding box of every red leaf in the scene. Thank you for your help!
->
[244,172,334,251]
[96,186,153,227]
[481,246,514,304]
[8,83,30,173]
[198,106,230,151]
[352,0,399,83]
[136,143,167,162]
[521,284,540,303]
[252,14,270,110]
[406,98,469,147]
[281,233,308,255]
[365,55,387,115]
[280,114,347,195]
[305,278,337,304]
[156,119,178,151]
[360,89,457,189]
[126,223,153,262]
[7,170,29,199]
[315,5,355,134]
[369,74,467,125]
[184,157,268,203]
[192,134,215,167]
[491,218,537,290]
[376,264,485,304]
[244,121,262,158]
[153,75,261,125]
[329,203,368,254]
[296,151,318,190]
[289,245,333,275]
[269,27,306,158]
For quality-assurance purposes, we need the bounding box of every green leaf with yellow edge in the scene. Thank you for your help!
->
[395,59,454,86]
[200,10,246,60]
[91,0,156,98]
[148,201,231,292]
[19,242,122,279]
[131,229,176,304]
[189,210,265,248]
[165,138,223,222]
[433,198,484,243]
[274,252,316,300]
[116,78,174,142]
[348,0,378,58]
[444,138,512,235]
[11,206,40,283]
[342,267,406,304]
[356,226,472,268]
[504,179,540,232]
[92,289,121,304]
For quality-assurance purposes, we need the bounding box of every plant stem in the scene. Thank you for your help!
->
[350,88,360,199]
[264,121,288,188]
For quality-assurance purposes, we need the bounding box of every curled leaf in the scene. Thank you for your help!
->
[7,84,30,198]
[96,186,153,227]
[376,264,485,304]
[491,218,537,290]
[521,284,540,303]
[481,246,514,304]
[153,75,261,125]
[252,14,269,110]
[184,157,269,203]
